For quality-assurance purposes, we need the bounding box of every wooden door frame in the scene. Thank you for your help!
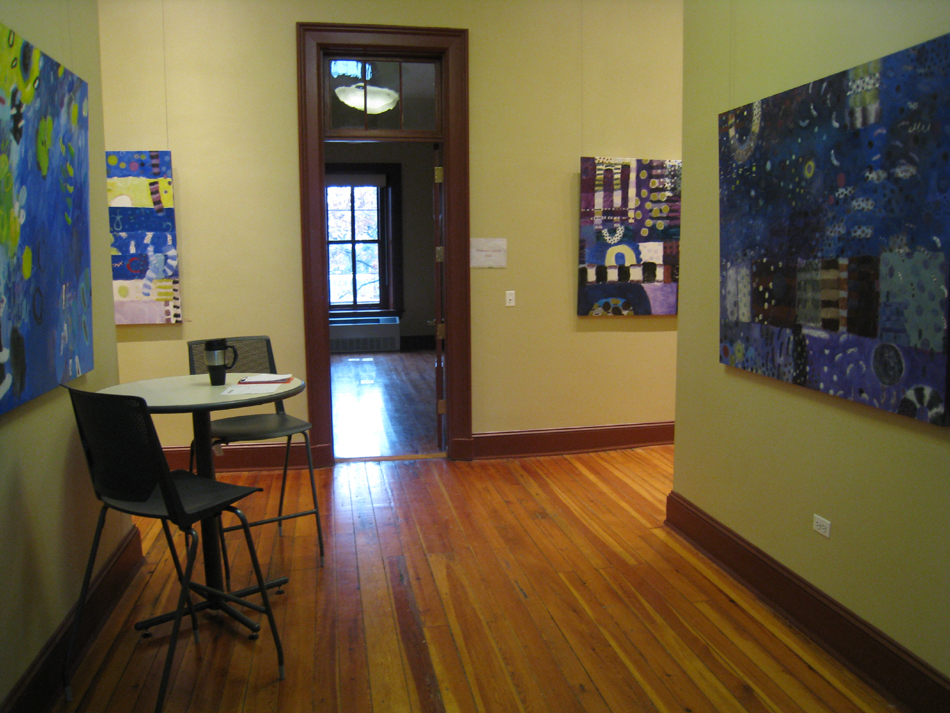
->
[296,23,473,466]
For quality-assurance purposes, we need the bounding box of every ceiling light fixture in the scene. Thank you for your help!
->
[334,83,400,114]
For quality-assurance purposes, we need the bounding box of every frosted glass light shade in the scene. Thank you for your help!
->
[334,83,400,114]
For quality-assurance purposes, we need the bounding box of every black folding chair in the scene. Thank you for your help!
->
[187,337,324,565]
[62,387,284,713]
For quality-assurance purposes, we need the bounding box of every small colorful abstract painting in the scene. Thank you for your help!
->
[106,150,181,324]
[719,31,950,426]
[578,157,681,316]
[0,24,92,418]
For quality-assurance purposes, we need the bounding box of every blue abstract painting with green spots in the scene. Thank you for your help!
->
[0,23,91,417]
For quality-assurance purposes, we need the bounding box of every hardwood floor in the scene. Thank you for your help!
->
[331,350,441,459]
[53,447,902,713]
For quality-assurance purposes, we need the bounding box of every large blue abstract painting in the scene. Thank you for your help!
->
[106,150,180,324]
[719,32,950,426]
[578,157,681,316]
[0,24,91,418]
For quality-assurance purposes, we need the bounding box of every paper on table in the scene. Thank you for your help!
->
[222,384,281,394]
[238,374,293,384]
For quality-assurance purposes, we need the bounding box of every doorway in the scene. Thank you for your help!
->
[325,143,440,458]
[296,24,472,467]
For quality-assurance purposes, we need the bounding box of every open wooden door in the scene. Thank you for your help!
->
[433,143,447,449]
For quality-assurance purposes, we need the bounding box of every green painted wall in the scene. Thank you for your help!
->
[677,0,950,678]
[0,0,125,701]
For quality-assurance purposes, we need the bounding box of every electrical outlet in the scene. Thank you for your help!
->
[813,514,831,538]
[505,290,515,307]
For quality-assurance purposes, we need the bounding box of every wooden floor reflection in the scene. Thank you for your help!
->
[55,446,902,713]
[331,350,440,459]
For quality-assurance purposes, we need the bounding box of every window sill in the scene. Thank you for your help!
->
[329,308,400,320]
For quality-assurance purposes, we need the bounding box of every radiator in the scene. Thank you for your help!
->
[329,316,400,353]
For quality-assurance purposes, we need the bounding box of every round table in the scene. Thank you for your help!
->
[98,372,305,413]
[99,373,305,628]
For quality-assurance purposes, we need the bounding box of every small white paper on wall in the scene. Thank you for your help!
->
[471,238,507,268]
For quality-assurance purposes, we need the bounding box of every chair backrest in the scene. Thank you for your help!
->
[187,336,285,413]
[187,336,278,376]
[67,388,187,524]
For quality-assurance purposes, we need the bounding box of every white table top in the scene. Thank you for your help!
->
[98,373,305,414]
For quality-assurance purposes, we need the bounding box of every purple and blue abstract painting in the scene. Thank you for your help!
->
[0,24,91,418]
[578,157,681,316]
[719,32,950,426]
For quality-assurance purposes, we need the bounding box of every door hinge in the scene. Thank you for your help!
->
[435,246,444,262]
[437,399,447,415]
[436,323,446,340]
[434,166,444,183]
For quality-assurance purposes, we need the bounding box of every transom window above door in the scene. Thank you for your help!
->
[325,58,440,138]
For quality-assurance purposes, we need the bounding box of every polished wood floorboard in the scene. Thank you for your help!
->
[331,350,441,459]
[54,447,902,713]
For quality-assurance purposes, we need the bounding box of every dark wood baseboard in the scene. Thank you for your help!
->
[448,435,474,462]
[471,421,674,460]
[1,525,143,713]
[166,422,672,469]
[165,439,335,471]
[665,491,950,712]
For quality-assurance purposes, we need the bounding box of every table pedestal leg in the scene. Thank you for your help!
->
[192,410,225,594]
[133,409,289,636]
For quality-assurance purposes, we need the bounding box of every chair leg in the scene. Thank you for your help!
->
[276,436,292,535]
[302,431,325,565]
[229,506,285,680]
[218,514,232,592]
[161,520,200,644]
[63,505,108,702]
[155,527,199,713]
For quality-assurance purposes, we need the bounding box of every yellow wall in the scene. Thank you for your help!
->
[97,0,683,446]
[677,0,950,678]
[0,0,125,700]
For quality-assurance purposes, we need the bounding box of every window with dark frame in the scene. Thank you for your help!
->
[327,183,381,306]
[325,164,402,316]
